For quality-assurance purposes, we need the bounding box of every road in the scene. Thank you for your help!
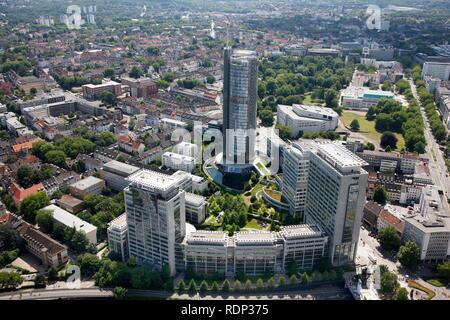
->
[0,288,114,300]
[409,79,450,207]
[0,286,352,300]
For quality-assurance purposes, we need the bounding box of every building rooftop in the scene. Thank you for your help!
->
[186,230,228,245]
[70,176,104,191]
[279,224,324,239]
[44,204,97,235]
[317,142,368,171]
[126,169,180,193]
[57,194,83,207]
[103,160,140,175]
[235,231,277,245]
[185,192,206,206]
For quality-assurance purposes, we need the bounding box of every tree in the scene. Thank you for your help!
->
[393,287,408,300]
[99,91,116,106]
[377,227,401,251]
[70,230,89,253]
[20,192,50,222]
[188,279,197,292]
[380,131,398,150]
[206,76,215,84]
[301,272,310,284]
[48,267,58,281]
[244,279,252,291]
[278,276,286,286]
[17,165,35,188]
[44,150,67,167]
[30,87,37,95]
[234,279,241,291]
[397,241,420,270]
[129,66,143,79]
[113,287,127,300]
[380,268,399,295]
[256,278,264,289]
[178,279,186,292]
[34,273,46,288]
[289,274,298,284]
[373,186,387,205]
[267,277,275,288]
[77,253,101,277]
[222,279,230,292]
[350,119,360,132]
[36,209,54,234]
[103,69,115,78]
[276,124,293,141]
[437,261,450,280]
[0,272,23,289]
[259,109,274,127]
[211,281,219,292]
[199,280,209,292]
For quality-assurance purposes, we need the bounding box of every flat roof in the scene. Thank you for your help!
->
[185,192,206,205]
[44,204,97,234]
[103,160,140,175]
[126,169,180,192]
[187,230,227,245]
[280,224,324,239]
[318,142,368,169]
[70,176,104,191]
[235,231,277,244]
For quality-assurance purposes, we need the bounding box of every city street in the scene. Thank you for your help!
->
[408,79,450,210]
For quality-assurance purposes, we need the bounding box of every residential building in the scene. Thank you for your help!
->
[362,201,382,230]
[69,176,105,199]
[124,169,186,276]
[173,142,199,158]
[43,204,98,245]
[107,213,128,262]
[100,160,140,191]
[402,186,450,261]
[377,207,405,235]
[55,194,84,214]
[82,80,122,100]
[121,77,158,98]
[277,104,338,137]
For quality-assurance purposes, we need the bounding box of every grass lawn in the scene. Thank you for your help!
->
[204,215,221,227]
[341,111,405,151]
[303,93,323,105]
[425,278,447,287]
[264,188,282,202]
[243,218,267,230]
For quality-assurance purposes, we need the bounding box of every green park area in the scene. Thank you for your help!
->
[341,111,405,151]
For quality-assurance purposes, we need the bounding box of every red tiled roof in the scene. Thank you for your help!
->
[10,182,45,203]
[379,209,404,233]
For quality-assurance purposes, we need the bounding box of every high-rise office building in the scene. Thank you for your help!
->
[125,169,186,276]
[282,141,368,266]
[220,47,258,189]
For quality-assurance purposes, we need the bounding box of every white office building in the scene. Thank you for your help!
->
[162,152,195,173]
[107,213,128,262]
[125,169,186,276]
[44,204,97,245]
[282,141,368,266]
[100,160,140,191]
[277,104,338,137]
[173,142,199,158]
[184,192,207,225]
[340,86,395,110]
[422,59,450,81]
